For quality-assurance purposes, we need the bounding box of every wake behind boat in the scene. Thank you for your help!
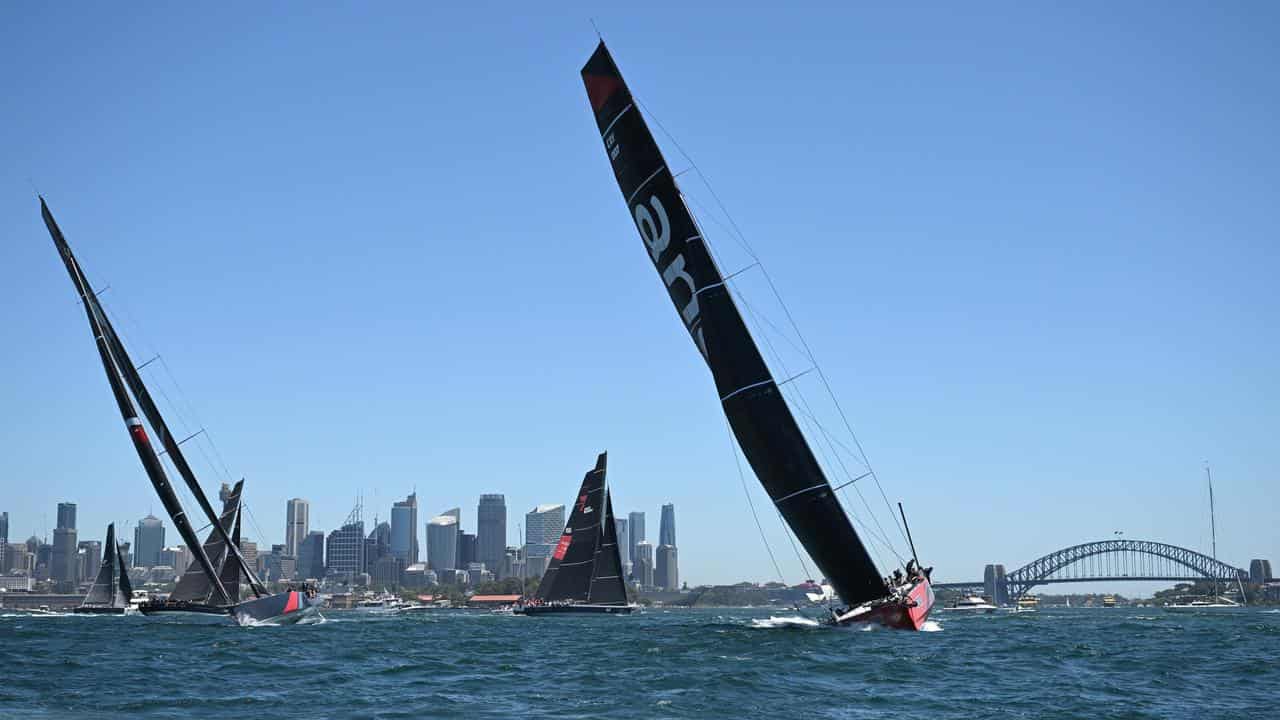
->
[515,453,635,617]
[39,199,320,628]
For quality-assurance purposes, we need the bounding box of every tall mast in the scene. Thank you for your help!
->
[40,198,230,604]
[1207,463,1218,597]
[580,42,888,606]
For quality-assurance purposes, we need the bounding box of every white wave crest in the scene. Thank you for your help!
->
[750,615,821,629]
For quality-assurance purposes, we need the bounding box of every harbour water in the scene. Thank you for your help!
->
[1,606,1275,718]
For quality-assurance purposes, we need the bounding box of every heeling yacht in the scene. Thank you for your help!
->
[943,595,998,613]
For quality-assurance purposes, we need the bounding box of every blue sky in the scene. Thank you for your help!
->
[1,3,1276,591]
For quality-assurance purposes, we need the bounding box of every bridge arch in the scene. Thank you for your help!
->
[1003,539,1247,599]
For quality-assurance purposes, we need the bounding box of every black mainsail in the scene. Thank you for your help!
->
[534,452,629,606]
[581,43,887,607]
[171,480,243,604]
[80,523,131,610]
[41,198,230,604]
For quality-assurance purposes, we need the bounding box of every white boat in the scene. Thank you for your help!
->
[943,595,998,613]
[1164,596,1243,612]
[353,593,412,614]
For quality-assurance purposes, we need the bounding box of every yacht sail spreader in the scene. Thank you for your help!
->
[579,43,934,629]
[40,198,317,626]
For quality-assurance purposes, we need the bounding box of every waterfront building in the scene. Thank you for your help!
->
[159,545,191,573]
[401,562,430,590]
[326,520,366,579]
[477,494,506,578]
[133,515,165,569]
[5,544,32,574]
[285,498,309,558]
[240,540,259,569]
[297,531,325,580]
[659,504,676,547]
[524,504,564,578]
[391,493,419,565]
[656,544,678,591]
[427,515,458,571]
[266,545,296,582]
[34,539,52,580]
[371,554,405,590]
[627,511,645,566]
[635,541,654,588]
[365,521,392,568]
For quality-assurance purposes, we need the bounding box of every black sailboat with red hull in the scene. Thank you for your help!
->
[580,43,933,630]
[517,453,634,616]
[40,198,319,627]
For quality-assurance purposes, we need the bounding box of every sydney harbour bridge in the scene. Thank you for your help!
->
[935,539,1260,603]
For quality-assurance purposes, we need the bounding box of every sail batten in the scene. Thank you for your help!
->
[581,43,888,606]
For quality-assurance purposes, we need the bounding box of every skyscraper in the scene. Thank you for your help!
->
[56,502,76,531]
[52,502,77,588]
[325,520,365,579]
[285,498,309,558]
[524,504,564,580]
[391,493,419,565]
[477,494,506,576]
[627,511,645,566]
[0,511,8,572]
[656,544,678,591]
[635,541,654,588]
[297,530,325,580]
[614,517,629,579]
[77,540,102,588]
[133,515,165,569]
[659,504,676,547]
[427,515,459,571]
[458,532,477,567]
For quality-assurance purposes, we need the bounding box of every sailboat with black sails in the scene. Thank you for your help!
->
[74,523,134,615]
[40,198,318,626]
[580,43,934,630]
[517,452,634,615]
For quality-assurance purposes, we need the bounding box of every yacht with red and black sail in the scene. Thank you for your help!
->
[516,453,634,616]
[40,198,319,627]
[580,43,934,630]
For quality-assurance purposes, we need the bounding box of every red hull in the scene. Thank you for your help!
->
[834,576,935,631]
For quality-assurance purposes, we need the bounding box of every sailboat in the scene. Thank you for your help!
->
[516,452,634,615]
[140,480,247,621]
[580,43,934,630]
[74,523,134,615]
[1166,465,1245,611]
[39,198,319,626]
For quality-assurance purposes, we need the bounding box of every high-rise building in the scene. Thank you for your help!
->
[391,493,419,565]
[627,511,645,566]
[158,545,191,573]
[366,521,391,566]
[285,498,309,558]
[656,544,678,590]
[477,494,506,577]
[525,504,565,578]
[0,511,8,572]
[326,520,366,579]
[427,515,459,571]
[1250,559,1274,583]
[297,531,325,580]
[458,532,477,568]
[133,515,165,569]
[57,502,76,532]
[659,504,676,547]
[77,540,102,587]
[52,502,78,588]
[240,540,259,570]
[634,541,654,588]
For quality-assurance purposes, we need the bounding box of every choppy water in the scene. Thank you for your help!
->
[1,606,1275,718]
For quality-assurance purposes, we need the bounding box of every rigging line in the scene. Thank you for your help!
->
[731,283,902,564]
[704,216,899,570]
[242,500,270,548]
[643,98,910,548]
[724,416,786,585]
[773,504,813,583]
[158,356,237,483]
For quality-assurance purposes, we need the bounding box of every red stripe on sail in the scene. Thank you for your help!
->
[583,74,621,111]
[552,534,572,560]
